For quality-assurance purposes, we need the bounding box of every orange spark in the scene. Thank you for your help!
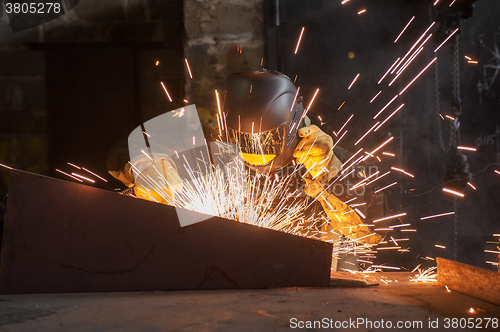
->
[434,28,459,53]
[394,16,415,43]
[370,91,382,103]
[338,101,345,110]
[184,58,193,78]
[374,95,398,119]
[375,104,405,132]
[67,162,81,169]
[160,82,172,102]
[457,146,476,151]
[0,163,13,170]
[71,173,95,183]
[391,166,414,178]
[294,27,305,54]
[56,169,83,182]
[348,73,360,89]
[355,122,380,146]
[442,187,464,197]
[82,167,108,182]
[155,61,159,66]
[399,57,437,95]
[379,58,400,84]
[373,212,406,223]
[357,9,366,15]
[420,211,455,220]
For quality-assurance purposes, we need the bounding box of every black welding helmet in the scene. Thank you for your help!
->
[222,70,306,173]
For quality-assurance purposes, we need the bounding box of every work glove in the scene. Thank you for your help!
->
[293,125,342,180]
[303,178,382,245]
[132,157,182,205]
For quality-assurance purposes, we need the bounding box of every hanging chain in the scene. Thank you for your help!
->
[451,33,461,261]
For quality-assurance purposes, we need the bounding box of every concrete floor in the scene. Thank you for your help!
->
[0,273,499,332]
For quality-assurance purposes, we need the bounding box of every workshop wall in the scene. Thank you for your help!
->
[183,0,266,124]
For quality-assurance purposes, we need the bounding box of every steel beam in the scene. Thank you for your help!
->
[0,171,332,294]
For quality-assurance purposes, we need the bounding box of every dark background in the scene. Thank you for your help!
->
[0,0,498,271]
[266,0,500,269]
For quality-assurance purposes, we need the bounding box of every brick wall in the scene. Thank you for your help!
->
[183,0,266,123]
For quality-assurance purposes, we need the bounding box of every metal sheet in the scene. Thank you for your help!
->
[0,171,332,294]
[437,257,500,306]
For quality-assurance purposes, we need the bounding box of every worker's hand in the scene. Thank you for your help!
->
[133,157,182,205]
[303,178,325,199]
[293,125,341,179]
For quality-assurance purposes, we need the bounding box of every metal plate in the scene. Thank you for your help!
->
[0,171,332,294]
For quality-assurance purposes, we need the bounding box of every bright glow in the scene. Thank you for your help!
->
[435,244,446,249]
[338,114,354,134]
[445,115,455,120]
[468,60,478,64]
[420,211,455,220]
[374,104,405,132]
[382,152,395,157]
[370,91,382,103]
[341,0,350,4]
[289,87,300,113]
[338,101,345,110]
[445,286,451,292]
[355,122,380,146]
[495,170,500,175]
[465,56,472,60]
[0,163,13,170]
[394,22,435,73]
[184,58,193,78]
[377,246,401,250]
[449,0,457,6]
[155,60,159,66]
[365,171,390,186]
[67,162,81,169]
[434,28,459,53]
[332,130,348,150]
[160,82,173,102]
[442,187,464,197]
[56,169,83,182]
[348,73,360,89]
[82,167,108,182]
[294,27,305,54]
[410,266,437,283]
[374,95,398,119]
[357,9,366,15]
[394,16,415,43]
[467,182,476,190]
[378,58,400,84]
[141,149,153,161]
[457,146,477,151]
[391,166,414,178]
[389,48,424,86]
[373,212,406,223]
[71,173,95,183]
[362,136,394,161]
[399,57,437,95]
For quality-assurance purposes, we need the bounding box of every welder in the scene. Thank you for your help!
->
[107,70,382,245]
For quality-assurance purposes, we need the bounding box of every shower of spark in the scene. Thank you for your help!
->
[130,141,374,257]
[410,266,437,283]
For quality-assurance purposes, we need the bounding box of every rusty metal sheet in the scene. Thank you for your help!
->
[437,257,500,306]
[0,170,332,294]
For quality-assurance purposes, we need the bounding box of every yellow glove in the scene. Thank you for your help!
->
[293,125,342,180]
[303,178,382,245]
[133,157,182,205]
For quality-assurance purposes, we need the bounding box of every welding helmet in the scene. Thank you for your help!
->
[222,70,306,173]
